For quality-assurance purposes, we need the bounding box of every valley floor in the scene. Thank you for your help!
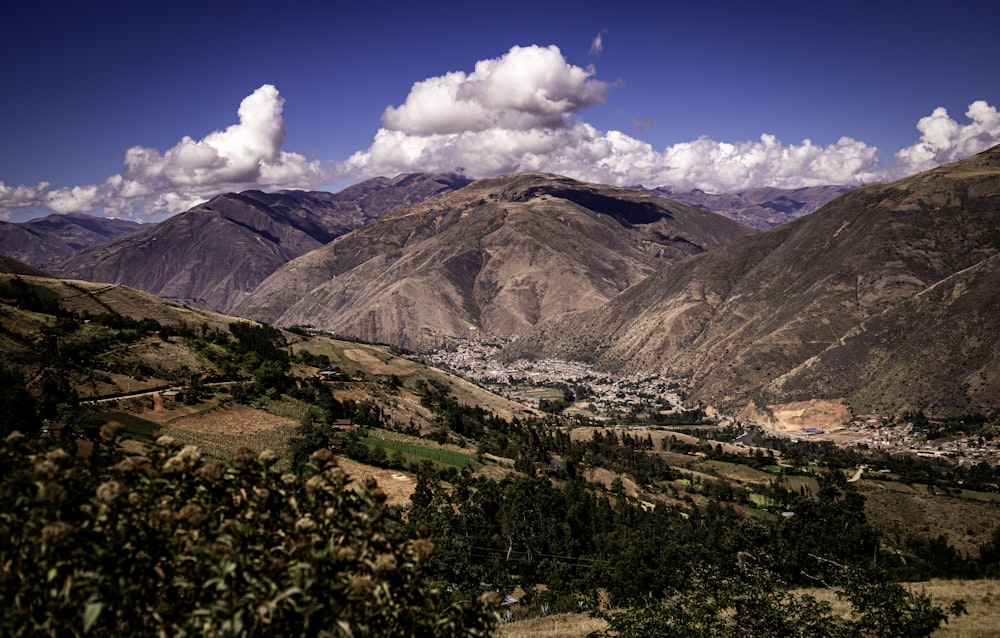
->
[427,341,1000,467]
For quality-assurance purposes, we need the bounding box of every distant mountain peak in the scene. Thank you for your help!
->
[0,213,144,267]
[642,184,855,229]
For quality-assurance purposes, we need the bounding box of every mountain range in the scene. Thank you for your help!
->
[0,212,143,266]
[42,173,471,313]
[5,147,999,424]
[235,172,754,350]
[505,146,1000,420]
[650,184,855,229]
[2,177,847,312]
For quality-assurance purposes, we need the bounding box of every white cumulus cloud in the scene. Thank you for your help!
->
[653,134,883,192]
[381,45,608,135]
[343,45,890,192]
[344,46,1000,193]
[892,100,1000,175]
[5,45,1000,224]
[1,84,332,222]
[0,181,51,219]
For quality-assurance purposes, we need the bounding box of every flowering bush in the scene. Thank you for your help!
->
[0,429,497,636]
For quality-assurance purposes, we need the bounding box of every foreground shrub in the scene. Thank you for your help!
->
[0,430,497,636]
[591,553,965,638]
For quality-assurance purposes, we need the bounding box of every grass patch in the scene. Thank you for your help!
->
[957,489,1000,504]
[362,437,474,469]
[779,475,820,497]
[495,580,1000,638]
[101,411,161,443]
[749,493,779,508]
[696,459,776,484]
[922,579,1000,637]
[797,579,1000,638]
[161,423,299,471]
[509,386,565,401]
[496,612,607,637]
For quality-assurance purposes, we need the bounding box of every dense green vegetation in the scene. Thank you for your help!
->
[1,288,995,635]
[0,429,497,636]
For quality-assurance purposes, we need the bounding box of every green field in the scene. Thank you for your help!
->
[100,411,161,443]
[696,459,776,484]
[778,474,821,496]
[749,493,779,508]
[362,437,475,469]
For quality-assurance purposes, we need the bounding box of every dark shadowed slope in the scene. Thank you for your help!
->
[0,254,51,277]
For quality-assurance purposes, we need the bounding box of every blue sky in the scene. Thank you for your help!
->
[2,0,998,222]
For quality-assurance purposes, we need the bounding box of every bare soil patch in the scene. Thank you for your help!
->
[742,399,870,443]
[333,456,416,507]
[168,404,298,435]
[135,403,297,434]
[758,399,852,431]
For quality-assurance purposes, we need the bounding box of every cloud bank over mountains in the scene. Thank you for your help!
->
[1,85,329,221]
[3,45,999,222]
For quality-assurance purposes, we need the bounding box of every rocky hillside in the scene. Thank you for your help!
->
[44,173,470,313]
[505,146,1000,420]
[0,212,143,266]
[758,250,1000,415]
[236,173,754,350]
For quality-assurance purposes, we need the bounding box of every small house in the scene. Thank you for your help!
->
[331,419,358,431]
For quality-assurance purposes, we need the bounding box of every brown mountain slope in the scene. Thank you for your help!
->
[0,212,143,266]
[758,251,1000,414]
[504,146,1000,418]
[45,174,469,313]
[236,173,754,350]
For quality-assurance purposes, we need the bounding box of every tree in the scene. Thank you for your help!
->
[253,359,291,396]
[183,374,205,405]
[976,524,1000,578]
[0,366,37,437]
